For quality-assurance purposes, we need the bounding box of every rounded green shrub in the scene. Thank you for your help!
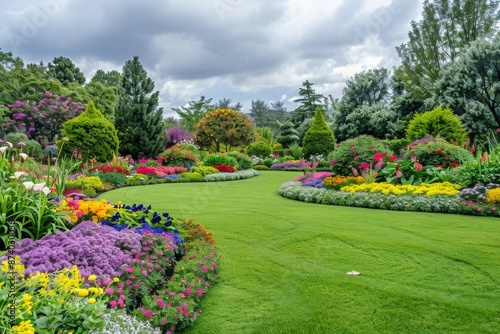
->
[191,166,220,176]
[406,106,468,145]
[226,151,253,170]
[59,102,119,162]
[382,138,411,156]
[402,135,473,168]
[180,172,203,181]
[246,141,271,159]
[203,153,238,167]
[253,164,269,170]
[125,173,149,186]
[302,108,336,159]
[330,135,393,176]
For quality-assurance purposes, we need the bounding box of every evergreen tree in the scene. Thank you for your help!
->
[302,107,336,159]
[172,96,214,132]
[396,0,500,100]
[277,121,299,148]
[115,56,164,159]
[249,99,271,128]
[290,80,325,126]
[48,56,86,86]
[269,100,288,132]
[91,69,122,87]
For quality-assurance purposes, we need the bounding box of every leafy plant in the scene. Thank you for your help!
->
[302,107,336,159]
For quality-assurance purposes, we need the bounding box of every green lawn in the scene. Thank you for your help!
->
[99,171,500,333]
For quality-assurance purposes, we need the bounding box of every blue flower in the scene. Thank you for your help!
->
[162,212,170,218]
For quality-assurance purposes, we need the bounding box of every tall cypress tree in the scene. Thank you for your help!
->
[115,56,164,159]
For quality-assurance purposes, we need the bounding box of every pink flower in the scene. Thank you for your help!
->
[373,152,386,162]
[142,270,148,276]
[200,266,208,273]
[389,155,397,162]
[126,280,132,285]
[414,162,422,172]
[182,303,188,309]
[118,299,125,308]
[157,299,164,308]
[197,289,203,297]
[184,288,192,295]
[125,267,134,273]
[105,288,114,295]
[178,293,186,299]
[144,310,152,318]
[109,300,117,307]
[358,162,370,169]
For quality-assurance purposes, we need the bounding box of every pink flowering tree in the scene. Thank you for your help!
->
[6,92,86,143]
[165,124,193,148]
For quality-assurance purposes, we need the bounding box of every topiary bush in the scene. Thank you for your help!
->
[59,102,119,162]
[180,172,204,181]
[330,135,393,176]
[246,141,271,159]
[402,135,473,168]
[277,121,299,148]
[406,106,468,145]
[302,107,336,159]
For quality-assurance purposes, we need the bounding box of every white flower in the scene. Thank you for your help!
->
[0,146,7,154]
[33,182,46,191]
[19,153,28,161]
[10,171,26,180]
[23,181,34,190]
[6,142,13,149]
[41,187,51,195]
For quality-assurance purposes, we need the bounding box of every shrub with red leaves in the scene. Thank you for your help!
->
[88,164,129,175]
[135,166,156,174]
[213,164,235,173]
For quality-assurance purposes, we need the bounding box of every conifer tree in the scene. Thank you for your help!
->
[115,56,164,159]
[302,107,336,159]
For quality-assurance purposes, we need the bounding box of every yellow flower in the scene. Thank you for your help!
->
[88,274,97,281]
[88,297,96,304]
[78,289,89,297]
[11,320,35,334]
[113,277,120,282]
[88,287,99,294]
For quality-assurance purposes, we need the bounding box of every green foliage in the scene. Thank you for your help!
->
[246,141,271,159]
[396,0,500,100]
[402,136,473,168]
[59,102,119,162]
[172,96,214,133]
[302,107,336,159]
[94,171,127,188]
[382,138,411,156]
[289,80,325,126]
[194,108,255,152]
[249,100,271,128]
[65,176,104,192]
[203,153,238,167]
[180,172,204,181]
[226,151,253,170]
[330,135,393,176]
[253,164,269,170]
[406,106,468,145]
[435,36,500,135]
[115,56,164,159]
[48,56,86,85]
[277,121,299,149]
[254,127,276,146]
[191,166,219,176]
[125,173,149,186]
[4,132,43,160]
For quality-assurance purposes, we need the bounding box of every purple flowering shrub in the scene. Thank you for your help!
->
[165,124,193,148]
[5,221,141,282]
[459,183,500,203]
[6,92,86,143]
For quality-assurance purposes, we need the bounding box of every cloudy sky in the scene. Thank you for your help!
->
[0,0,423,117]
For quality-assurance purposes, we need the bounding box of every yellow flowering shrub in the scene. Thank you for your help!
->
[486,188,500,204]
[1,258,112,333]
[341,182,460,196]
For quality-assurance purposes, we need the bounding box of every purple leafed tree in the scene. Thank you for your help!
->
[165,123,193,148]
[6,92,87,143]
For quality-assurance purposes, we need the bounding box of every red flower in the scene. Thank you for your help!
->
[436,149,442,154]
[389,155,397,162]
[373,152,386,162]
[414,162,422,172]
[358,162,370,169]
[451,161,459,167]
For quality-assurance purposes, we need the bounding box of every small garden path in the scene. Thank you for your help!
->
[100,171,500,334]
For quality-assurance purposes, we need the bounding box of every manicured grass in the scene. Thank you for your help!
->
[99,171,500,333]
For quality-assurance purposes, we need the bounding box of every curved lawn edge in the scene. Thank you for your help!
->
[279,181,500,217]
